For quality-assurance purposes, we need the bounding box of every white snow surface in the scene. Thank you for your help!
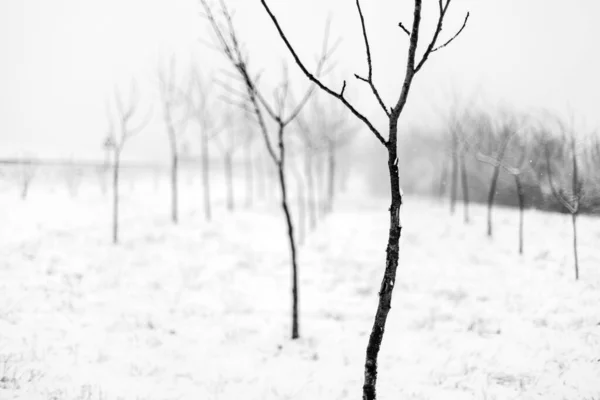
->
[0,174,599,400]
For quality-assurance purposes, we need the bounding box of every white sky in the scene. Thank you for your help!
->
[0,0,599,162]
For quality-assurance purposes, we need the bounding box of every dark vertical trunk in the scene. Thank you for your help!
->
[326,143,336,214]
[362,119,403,400]
[245,143,253,208]
[487,164,501,237]
[515,174,524,255]
[487,134,511,237]
[304,149,317,231]
[274,126,300,340]
[450,151,458,214]
[112,153,120,244]
[171,152,179,223]
[224,151,234,211]
[570,136,580,280]
[450,130,458,214]
[201,132,211,221]
[460,152,469,223]
[572,212,579,280]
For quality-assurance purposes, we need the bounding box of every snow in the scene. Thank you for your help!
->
[1,171,599,400]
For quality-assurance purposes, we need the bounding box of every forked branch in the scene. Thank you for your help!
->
[354,0,390,118]
[259,0,387,147]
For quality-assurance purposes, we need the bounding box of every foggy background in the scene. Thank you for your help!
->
[1,0,598,162]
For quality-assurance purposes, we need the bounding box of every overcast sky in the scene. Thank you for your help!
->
[0,0,598,162]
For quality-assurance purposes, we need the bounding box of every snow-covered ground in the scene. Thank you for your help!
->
[1,171,599,400]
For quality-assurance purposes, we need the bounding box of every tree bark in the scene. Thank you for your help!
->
[487,163,501,237]
[450,131,458,214]
[460,152,469,223]
[224,151,234,211]
[570,135,580,280]
[515,174,524,255]
[362,121,403,400]
[201,132,211,221]
[274,126,300,340]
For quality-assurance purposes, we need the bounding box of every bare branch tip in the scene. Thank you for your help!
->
[398,22,410,36]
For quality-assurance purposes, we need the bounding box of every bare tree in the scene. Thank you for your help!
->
[540,117,584,280]
[446,107,474,223]
[260,1,469,398]
[296,109,326,230]
[310,95,358,215]
[158,55,190,224]
[187,69,222,221]
[212,107,249,211]
[105,81,152,244]
[243,129,257,208]
[199,0,332,340]
[477,123,532,254]
[472,110,517,237]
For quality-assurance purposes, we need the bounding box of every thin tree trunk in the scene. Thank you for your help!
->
[437,155,448,198]
[326,143,336,214]
[515,174,524,255]
[450,129,458,214]
[274,126,300,340]
[304,150,317,230]
[460,152,469,223]
[201,132,211,221]
[487,164,501,237]
[224,151,234,211]
[450,148,458,214]
[171,152,179,223]
[245,143,253,208]
[362,127,403,400]
[570,136,580,280]
[112,153,120,244]
[572,212,579,280]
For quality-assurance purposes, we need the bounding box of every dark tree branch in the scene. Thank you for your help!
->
[432,12,470,53]
[398,21,410,36]
[259,0,387,147]
[355,0,390,118]
[414,0,469,73]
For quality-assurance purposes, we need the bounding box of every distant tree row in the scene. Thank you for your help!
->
[373,104,599,280]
